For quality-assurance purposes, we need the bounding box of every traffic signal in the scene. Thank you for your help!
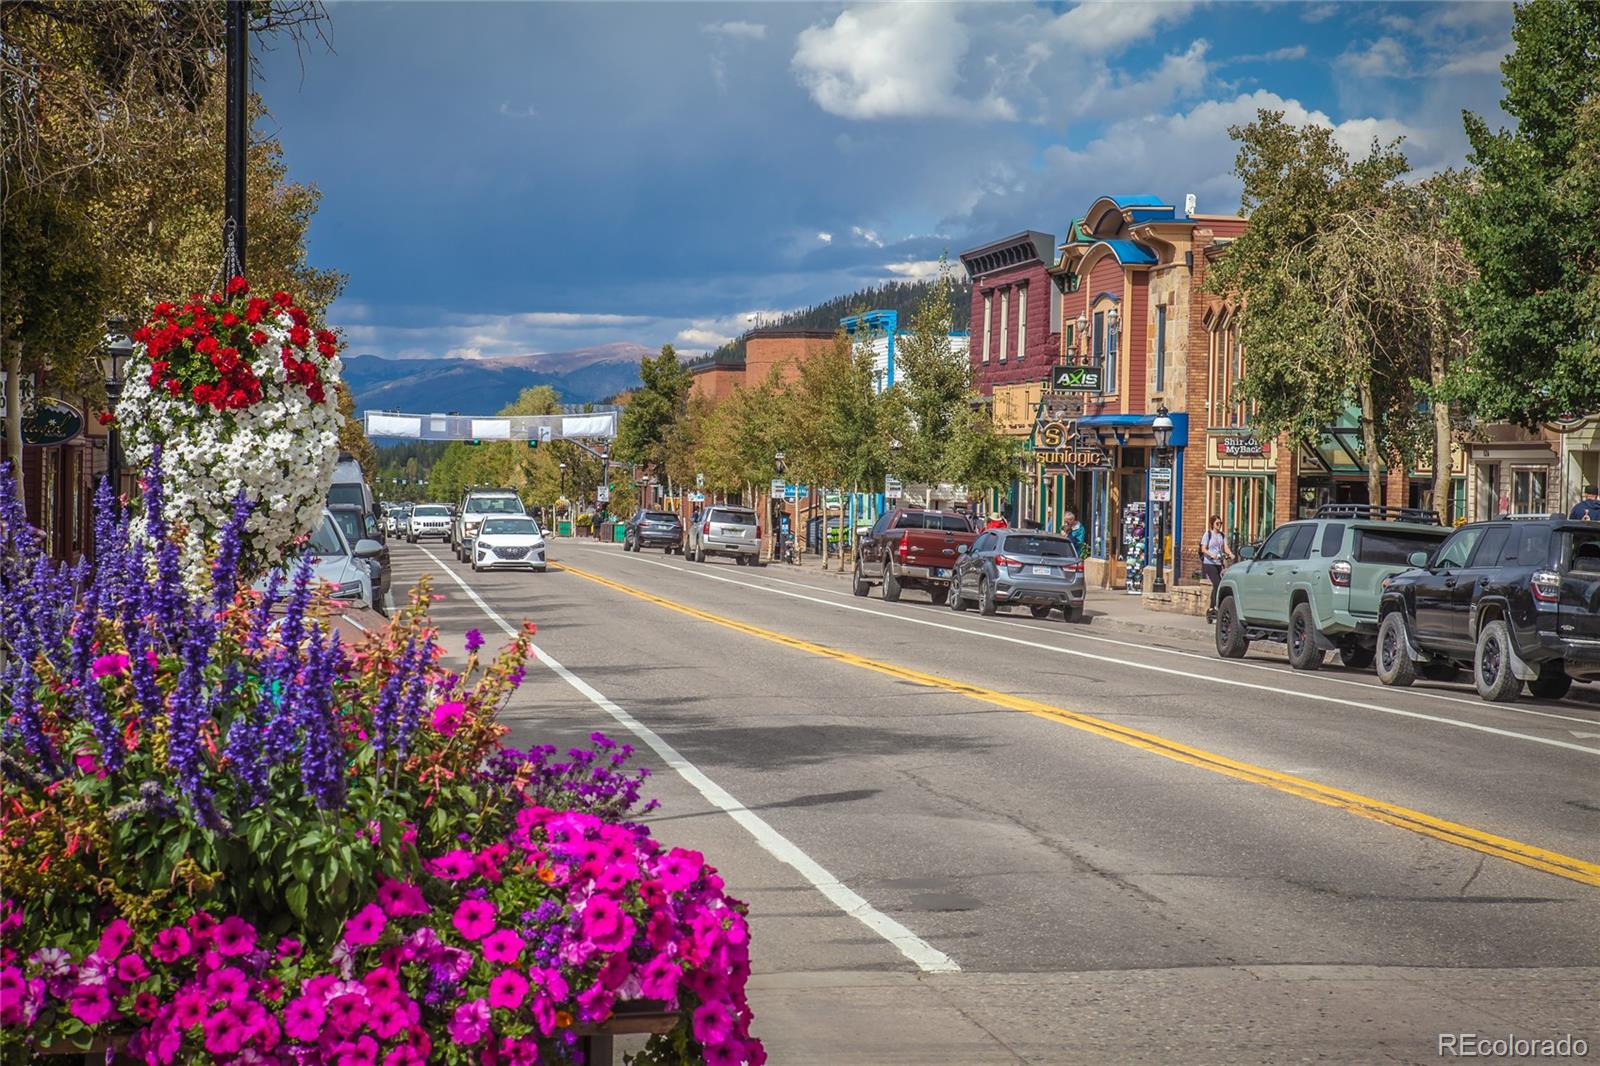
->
[527,438,538,449]
[466,439,482,446]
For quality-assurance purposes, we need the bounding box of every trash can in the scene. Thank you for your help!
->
[557,520,573,537]
[613,522,627,543]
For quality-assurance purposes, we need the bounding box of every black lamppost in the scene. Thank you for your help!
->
[772,451,786,561]
[224,0,250,274]
[103,321,134,498]
[1151,404,1174,594]
[559,461,567,502]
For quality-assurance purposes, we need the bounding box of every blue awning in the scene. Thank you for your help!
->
[1076,412,1189,448]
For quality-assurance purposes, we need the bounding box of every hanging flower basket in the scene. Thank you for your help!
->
[116,276,343,581]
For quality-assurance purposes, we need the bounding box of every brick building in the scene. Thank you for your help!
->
[689,349,745,403]
[958,232,1061,397]
[742,329,835,388]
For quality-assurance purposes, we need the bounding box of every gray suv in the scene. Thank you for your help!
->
[688,505,762,565]
[950,529,1087,621]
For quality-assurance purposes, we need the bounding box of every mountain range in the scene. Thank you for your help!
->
[343,343,650,414]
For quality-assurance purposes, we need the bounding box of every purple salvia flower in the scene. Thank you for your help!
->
[210,492,252,615]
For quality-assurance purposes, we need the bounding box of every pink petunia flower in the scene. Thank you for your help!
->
[576,980,614,1024]
[487,969,528,1011]
[187,912,219,946]
[206,967,249,1004]
[276,936,303,960]
[172,987,208,1029]
[116,954,151,983]
[283,995,326,1042]
[499,1036,539,1066]
[327,993,370,1038]
[69,983,114,1025]
[448,999,490,1045]
[368,997,409,1041]
[91,653,130,679]
[151,926,192,963]
[579,896,635,953]
[705,1042,747,1066]
[343,903,388,947]
[132,992,161,1021]
[382,1047,424,1066]
[692,1001,735,1047]
[98,918,133,959]
[214,916,257,957]
[657,848,704,893]
[376,878,429,918]
[638,954,680,1003]
[480,928,525,964]
[203,1005,248,1056]
[451,899,497,941]
[430,701,466,736]
[425,850,475,881]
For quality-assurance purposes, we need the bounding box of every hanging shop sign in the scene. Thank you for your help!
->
[1033,418,1110,476]
[21,397,84,446]
[1217,434,1269,459]
[1050,364,1103,392]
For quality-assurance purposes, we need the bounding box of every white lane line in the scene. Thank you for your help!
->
[414,545,959,975]
[570,543,1600,729]
[561,545,1600,758]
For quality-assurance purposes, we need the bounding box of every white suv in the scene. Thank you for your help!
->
[453,489,527,561]
[406,504,451,543]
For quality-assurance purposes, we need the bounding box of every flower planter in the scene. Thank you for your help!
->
[576,1001,683,1065]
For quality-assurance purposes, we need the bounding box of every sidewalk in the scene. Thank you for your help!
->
[772,548,1217,644]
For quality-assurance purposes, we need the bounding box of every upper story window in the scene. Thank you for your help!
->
[1016,285,1028,362]
[1155,304,1167,393]
[981,292,992,363]
[999,289,1010,363]
[1208,320,1251,427]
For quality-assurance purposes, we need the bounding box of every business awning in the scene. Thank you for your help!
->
[1074,412,1189,448]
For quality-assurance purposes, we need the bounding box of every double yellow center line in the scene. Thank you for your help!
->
[553,561,1600,888]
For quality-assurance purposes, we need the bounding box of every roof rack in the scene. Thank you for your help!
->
[1497,512,1562,521]
[1312,503,1442,525]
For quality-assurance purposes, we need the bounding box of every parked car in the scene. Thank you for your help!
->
[328,455,380,529]
[384,504,412,537]
[329,503,391,608]
[623,510,685,553]
[853,508,977,604]
[472,515,548,572]
[949,529,1086,621]
[686,505,761,564]
[407,504,452,542]
[1214,504,1451,669]
[453,488,527,561]
[257,509,382,610]
[1374,516,1600,702]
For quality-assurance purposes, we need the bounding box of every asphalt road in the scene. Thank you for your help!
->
[388,537,1600,1065]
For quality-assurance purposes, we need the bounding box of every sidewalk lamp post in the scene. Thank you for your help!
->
[103,321,134,499]
[772,451,786,562]
[1151,405,1174,594]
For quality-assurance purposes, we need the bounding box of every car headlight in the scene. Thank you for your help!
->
[334,580,364,599]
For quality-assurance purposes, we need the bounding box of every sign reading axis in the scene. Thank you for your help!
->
[1051,364,1103,392]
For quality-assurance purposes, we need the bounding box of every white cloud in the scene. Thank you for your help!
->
[816,231,833,244]
[792,4,1014,120]
[1073,38,1212,118]
[1046,1,1197,53]
[883,259,946,282]
[1342,37,1410,78]
[673,308,794,352]
[702,20,766,41]
[507,312,650,327]
[497,102,538,119]
[851,225,884,248]
[1301,3,1340,23]
[1231,44,1308,63]
[1436,46,1506,76]
[675,327,734,349]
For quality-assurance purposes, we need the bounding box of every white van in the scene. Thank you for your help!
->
[327,455,380,532]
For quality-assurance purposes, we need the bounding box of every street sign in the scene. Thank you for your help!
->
[1150,467,1173,503]
[1050,364,1103,392]
[770,478,786,496]
[884,476,903,498]
[689,491,705,503]
[824,491,843,509]
[695,472,704,488]
[597,485,610,504]
[537,425,553,444]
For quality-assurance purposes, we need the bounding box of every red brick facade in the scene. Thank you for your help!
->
[959,232,1060,397]
[742,330,834,389]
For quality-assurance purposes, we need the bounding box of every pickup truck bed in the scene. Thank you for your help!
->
[853,508,977,605]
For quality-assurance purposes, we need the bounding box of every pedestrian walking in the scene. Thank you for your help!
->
[1200,514,1233,622]
[1571,486,1600,521]
[1062,510,1087,559]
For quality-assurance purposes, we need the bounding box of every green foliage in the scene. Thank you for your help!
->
[697,370,790,494]
[614,344,692,472]
[783,329,888,492]
[337,385,380,485]
[1451,0,1600,425]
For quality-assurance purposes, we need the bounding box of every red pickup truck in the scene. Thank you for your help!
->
[852,508,978,604]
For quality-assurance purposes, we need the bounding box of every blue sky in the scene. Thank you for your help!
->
[258,1,1515,365]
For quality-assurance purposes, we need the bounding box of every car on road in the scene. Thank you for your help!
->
[1375,516,1600,702]
[852,508,977,604]
[329,503,391,608]
[384,504,412,537]
[623,510,685,554]
[407,504,452,542]
[949,529,1086,621]
[687,505,761,564]
[257,509,382,610]
[1214,505,1450,670]
[328,454,380,527]
[453,488,527,561]
[472,515,548,572]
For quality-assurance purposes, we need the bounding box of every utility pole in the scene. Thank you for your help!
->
[225,0,250,273]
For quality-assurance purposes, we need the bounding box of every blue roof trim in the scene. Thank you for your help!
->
[1125,208,1175,225]
[1097,239,1158,266]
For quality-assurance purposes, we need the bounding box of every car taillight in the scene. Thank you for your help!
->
[1330,560,1352,588]
[994,555,1017,568]
[756,523,762,540]
[1532,570,1561,603]
[897,531,910,561]
[1063,560,1084,572]
[702,521,710,534]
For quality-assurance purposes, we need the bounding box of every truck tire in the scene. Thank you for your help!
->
[1528,665,1572,701]
[852,558,871,597]
[882,563,902,602]
[978,576,997,616]
[1473,619,1523,703]
[1375,613,1416,687]
[1287,602,1324,670]
[1339,645,1375,669]
[1215,596,1248,659]
[928,586,948,606]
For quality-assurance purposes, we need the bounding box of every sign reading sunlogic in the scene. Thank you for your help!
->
[1050,364,1103,392]
[21,397,84,446]
[1033,417,1109,476]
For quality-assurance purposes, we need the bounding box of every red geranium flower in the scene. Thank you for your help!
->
[226,275,249,295]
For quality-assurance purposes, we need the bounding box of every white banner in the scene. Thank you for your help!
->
[366,413,424,438]
[471,419,511,440]
[561,414,615,438]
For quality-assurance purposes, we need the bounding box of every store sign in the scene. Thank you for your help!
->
[1050,364,1103,392]
[21,397,83,446]
[1218,434,1269,458]
[1150,467,1173,503]
[1034,418,1109,476]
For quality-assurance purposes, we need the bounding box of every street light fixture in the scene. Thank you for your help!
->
[103,320,134,499]
[1075,313,1088,358]
[1151,404,1174,595]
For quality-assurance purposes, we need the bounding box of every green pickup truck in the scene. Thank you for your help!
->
[1214,505,1451,669]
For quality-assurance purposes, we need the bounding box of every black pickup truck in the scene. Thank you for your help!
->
[1375,516,1600,702]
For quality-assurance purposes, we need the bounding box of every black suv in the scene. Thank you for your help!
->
[1375,516,1600,702]
[623,510,684,554]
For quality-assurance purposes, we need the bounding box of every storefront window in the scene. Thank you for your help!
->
[1513,468,1548,514]
[1208,474,1275,554]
